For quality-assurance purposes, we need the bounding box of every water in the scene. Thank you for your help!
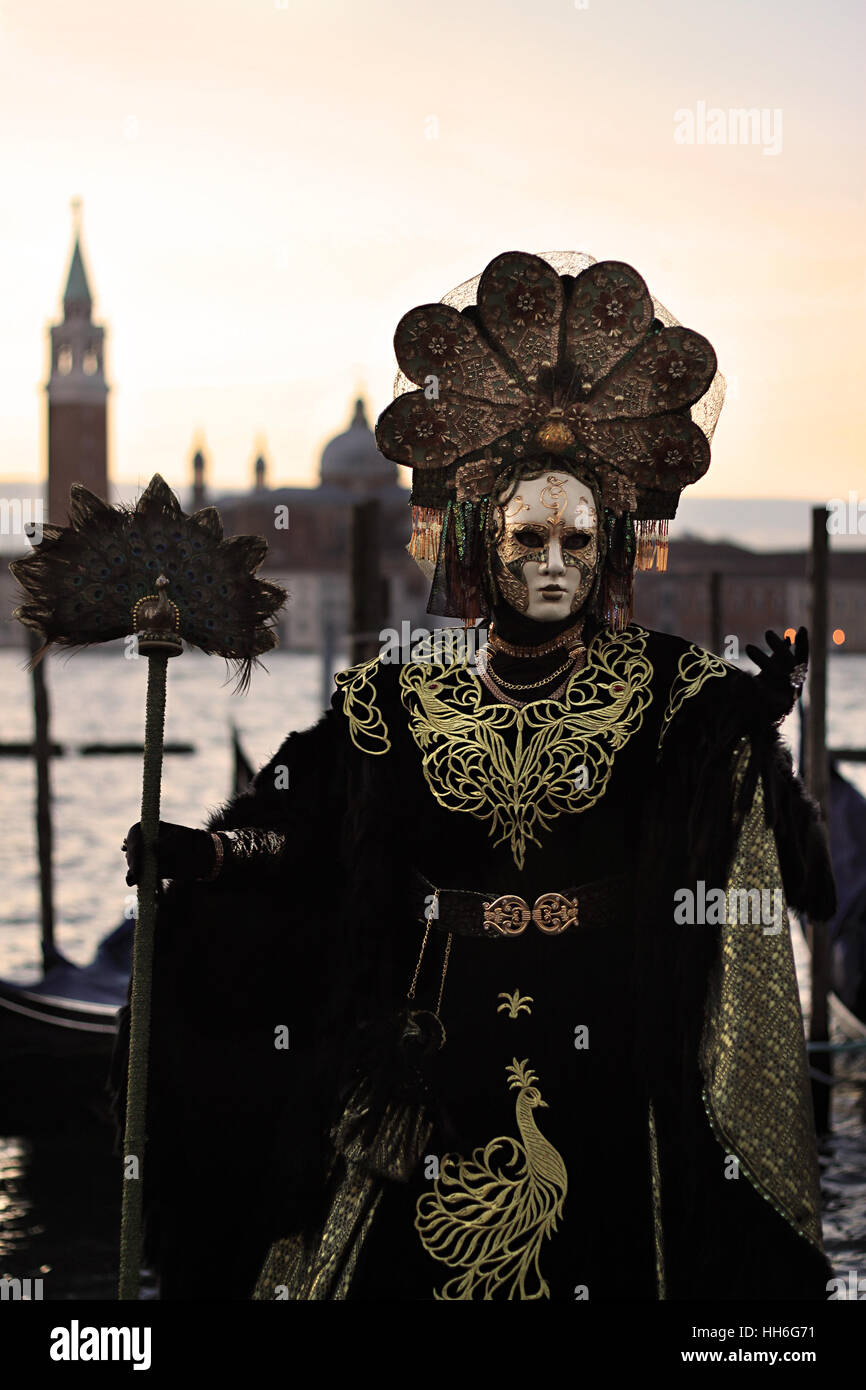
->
[0,647,336,979]
[0,646,864,1298]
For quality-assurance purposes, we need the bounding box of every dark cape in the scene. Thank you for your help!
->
[109,623,836,1300]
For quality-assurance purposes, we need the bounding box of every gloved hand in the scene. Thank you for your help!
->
[123,821,217,886]
[745,626,809,723]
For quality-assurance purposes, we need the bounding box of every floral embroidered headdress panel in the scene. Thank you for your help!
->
[375,251,725,626]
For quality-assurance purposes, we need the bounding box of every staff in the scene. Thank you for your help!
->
[9,474,284,1299]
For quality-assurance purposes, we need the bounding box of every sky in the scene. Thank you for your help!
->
[0,0,863,502]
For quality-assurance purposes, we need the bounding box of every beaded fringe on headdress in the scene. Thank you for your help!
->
[407,506,444,566]
[597,512,636,633]
[427,498,490,622]
[635,518,670,573]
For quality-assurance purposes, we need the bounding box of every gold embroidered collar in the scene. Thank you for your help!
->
[398,627,653,869]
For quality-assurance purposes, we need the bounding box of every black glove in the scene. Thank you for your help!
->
[745,626,809,723]
[123,821,217,886]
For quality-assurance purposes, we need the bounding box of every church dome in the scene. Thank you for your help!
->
[319,398,396,489]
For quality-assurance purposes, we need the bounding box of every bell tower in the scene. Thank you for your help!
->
[46,202,109,523]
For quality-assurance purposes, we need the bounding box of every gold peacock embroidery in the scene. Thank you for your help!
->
[333,656,391,755]
[399,626,653,869]
[657,644,730,749]
[415,1058,567,1300]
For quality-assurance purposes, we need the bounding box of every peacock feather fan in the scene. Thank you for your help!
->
[9,474,286,692]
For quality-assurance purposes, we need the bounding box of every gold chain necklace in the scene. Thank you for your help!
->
[487,620,585,659]
[478,663,576,708]
[487,652,577,692]
[478,645,587,706]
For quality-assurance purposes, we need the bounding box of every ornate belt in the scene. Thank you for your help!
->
[411,869,630,939]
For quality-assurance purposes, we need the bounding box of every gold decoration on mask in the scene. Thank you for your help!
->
[494,475,599,617]
[658,644,730,748]
[538,474,569,522]
[699,740,825,1253]
[414,1057,567,1300]
[334,656,391,755]
[399,627,652,870]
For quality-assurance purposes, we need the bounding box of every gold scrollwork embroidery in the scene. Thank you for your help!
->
[399,627,653,869]
[415,1058,567,1300]
[658,644,730,749]
[333,657,391,755]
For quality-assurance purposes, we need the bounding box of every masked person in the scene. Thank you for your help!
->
[116,252,835,1302]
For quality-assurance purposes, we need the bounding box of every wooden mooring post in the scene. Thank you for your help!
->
[29,631,61,972]
[709,571,723,654]
[805,505,832,1134]
[350,499,387,667]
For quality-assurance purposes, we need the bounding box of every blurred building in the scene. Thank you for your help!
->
[46,218,109,526]
[633,539,866,653]
[192,399,429,650]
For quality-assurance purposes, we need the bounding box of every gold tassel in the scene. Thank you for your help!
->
[407,506,444,564]
[635,519,670,573]
[656,519,669,573]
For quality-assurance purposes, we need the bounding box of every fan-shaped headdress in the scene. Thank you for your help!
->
[375,251,725,625]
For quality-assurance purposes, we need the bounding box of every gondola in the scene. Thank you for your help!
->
[0,724,253,1132]
[0,918,132,1131]
[827,760,866,1025]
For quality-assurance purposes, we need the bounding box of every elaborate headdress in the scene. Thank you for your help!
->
[375,251,725,626]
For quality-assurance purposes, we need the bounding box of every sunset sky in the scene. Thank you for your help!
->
[0,0,863,500]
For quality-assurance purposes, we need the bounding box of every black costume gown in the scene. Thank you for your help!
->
[110,621,836,1301]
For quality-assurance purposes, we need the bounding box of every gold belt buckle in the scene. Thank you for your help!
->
[532,892,579,935]
[482,891,578,936]
[482,894,531,936]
